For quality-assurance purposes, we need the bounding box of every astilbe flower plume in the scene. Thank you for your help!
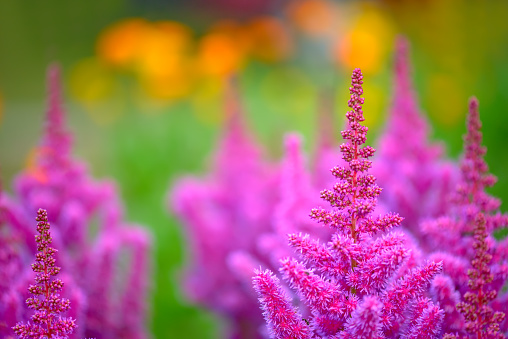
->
[444,213,505,339]
[170,79,338,338]
[253,68,444,339]
[373,37,457,239]
[423,98,508,337]
[12,209,76,339]
[0,64,151,339]
[170,80,280,338]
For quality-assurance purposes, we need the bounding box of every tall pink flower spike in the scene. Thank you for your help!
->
[374,37,457,241]
[424,98,508,337]
[253,68,444,339]
[1,64,151,339]
[12,209,77,339]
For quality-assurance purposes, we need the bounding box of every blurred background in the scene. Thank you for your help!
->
[1,0,508,337]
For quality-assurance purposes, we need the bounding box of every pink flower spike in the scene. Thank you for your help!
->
[455,213,506,338]
[252,269,310,339]
[12,209,76,339]
[252,68,444,337]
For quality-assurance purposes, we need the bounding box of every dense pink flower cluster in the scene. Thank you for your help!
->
[170,39,508,338]
[12,209,77,339]
[0,65,151,339]
[253,68,445,338]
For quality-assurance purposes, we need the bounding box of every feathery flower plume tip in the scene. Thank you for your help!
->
[12,209,76,339]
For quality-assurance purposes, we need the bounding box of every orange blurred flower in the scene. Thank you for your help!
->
[244,17,293,63]
[135,21,194,100]
[286,0,337,37]
[196,31,246,77]
[96,18,151,68]
[135,21,193,78]
[96,19,195,100]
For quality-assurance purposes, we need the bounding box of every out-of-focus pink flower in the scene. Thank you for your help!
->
[1,65,151,339]
[374,37,458,239]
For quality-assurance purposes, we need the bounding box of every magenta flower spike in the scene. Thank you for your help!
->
[12,209,77,339]
[423,98,508,337]
[373,37,457,239]
[454,213,505,338]
[253,69,443,338]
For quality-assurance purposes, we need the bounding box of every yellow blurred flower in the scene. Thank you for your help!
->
[286,0,337,37]
[135,21,194,100]
[334,7,394,74]
[336,75,385,128]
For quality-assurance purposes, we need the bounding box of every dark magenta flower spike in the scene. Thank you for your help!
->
[446,213,505,339]
[253,69,444,338]
[12,209,77,339]
[422,98,508,336]
[373,36,457,240]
